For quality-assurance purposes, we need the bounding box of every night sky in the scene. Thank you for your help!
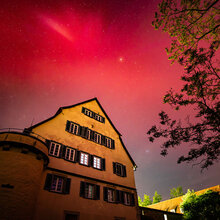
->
[1,0,219,200]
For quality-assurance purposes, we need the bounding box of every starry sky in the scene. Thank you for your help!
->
[1,0,219,200]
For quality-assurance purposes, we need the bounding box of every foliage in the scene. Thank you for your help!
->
[152,0,219,62]
[140,194,152,206]
[180,189,220,219]
[138,196,143,206]
[152,191,162,204]
[139,191,162,207]
[170,186,184,198]
[148,0,220,170]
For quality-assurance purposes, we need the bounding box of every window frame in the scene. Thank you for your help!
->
[113,162,127,177]
[94,132,102,144]
[44,173,71,194]
[80,181,100,200]
[93,156,101,170]
[123,192,131,206]
[64,147,76,162]
[79,151,90,166]
[82,107,105,123]
[48,141,62,157]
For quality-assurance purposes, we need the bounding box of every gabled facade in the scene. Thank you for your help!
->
[0,98,139,220]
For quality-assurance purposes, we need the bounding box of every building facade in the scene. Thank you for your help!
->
[0,98,139,220]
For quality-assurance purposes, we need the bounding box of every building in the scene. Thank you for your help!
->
[139,207,183,220]
[147,185,220,214]
[0,98,139,220]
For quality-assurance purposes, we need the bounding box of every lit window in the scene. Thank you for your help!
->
[65,147,75,162]
[80,152,89,166]
[93,156,101,169]
[49,142,61,157]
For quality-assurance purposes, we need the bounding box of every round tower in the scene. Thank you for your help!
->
[0,130,49,220]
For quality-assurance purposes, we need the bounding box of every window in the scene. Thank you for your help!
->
[94,133,102,144]
[82,107,105,123]
[80,182,100,200]
[66,121,80,135]
[44,174,71,194]
[49,142,61,157]
[107,188,116,202]
[65,147,75,162]
[66,120,114,149]
[80,152,89,166]
[93,156,101,169]
[65,213,79,220]
[113,162,127,177]
[124,192,131,205]
[91,155,105,170]
[103,188,135,206]
[106,137,113,148]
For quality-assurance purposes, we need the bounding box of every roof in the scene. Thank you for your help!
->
[28,97,137,167]
[147,185,220,213]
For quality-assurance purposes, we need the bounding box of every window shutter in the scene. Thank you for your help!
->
[130,193,135,206]
[80,181,85,198]
[102,117,105,123]
[95,185,100,200]
[101,136,106,146]
[92,112,95,118]
[122,165,127,177]
[75,150,80,163]
[78,126,82,136]
[45,139,51,149]
[66,120,71,132]
[63,178,71,194]
[103,187,108,201]
[111,139,115,149]
[60,145,66,158]
[80,127,86,138]
[90,155,94,167]
[90,130,95,141]
[87,154,92,167]
[116,190,121,203]
[121,191,125,204]
[113,162,116,174]
[101,158,106,171]
[44,173,53,191]
[94,132,97,142]
[82,107,85,113]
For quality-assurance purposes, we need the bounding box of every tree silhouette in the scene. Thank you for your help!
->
[170,186,184,198]
[148,0,220,169]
